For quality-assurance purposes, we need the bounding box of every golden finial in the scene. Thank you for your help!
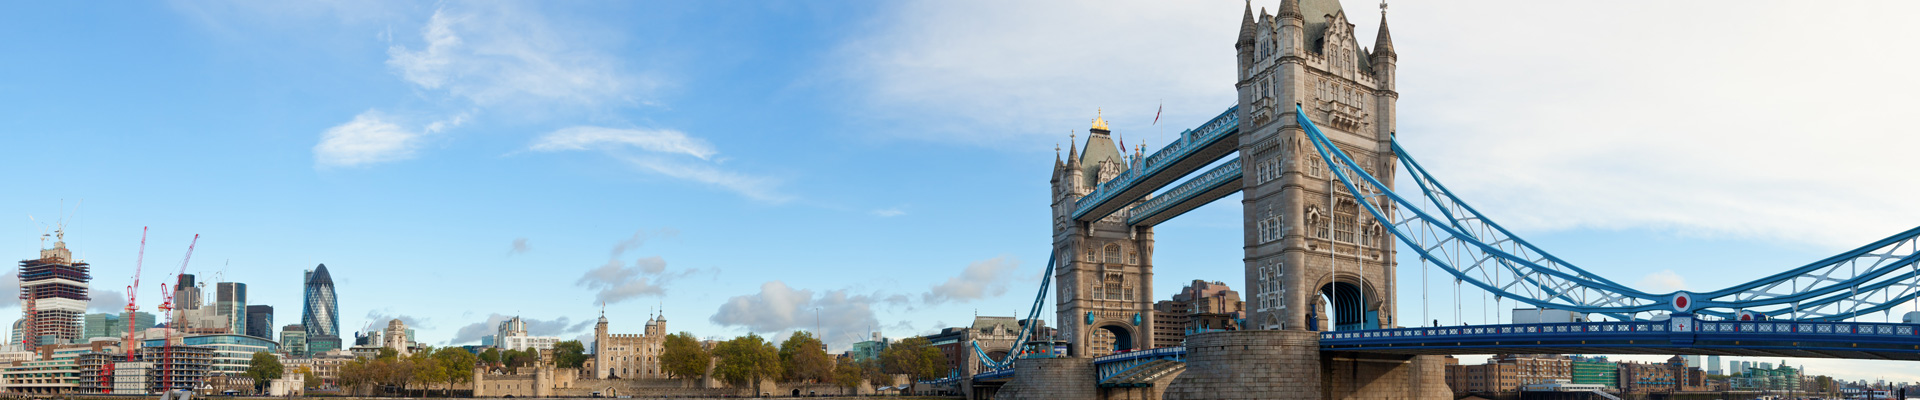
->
[1091,108,1110,131]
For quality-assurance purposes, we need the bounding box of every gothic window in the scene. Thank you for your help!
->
[1126,251,1138,265]
[1307,156,1324,178]
[1333,200,1358,244]
[1104,244,1122,264]
[1085,245,1096,262]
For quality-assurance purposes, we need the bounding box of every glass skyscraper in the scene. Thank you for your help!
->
[302,264,340,353]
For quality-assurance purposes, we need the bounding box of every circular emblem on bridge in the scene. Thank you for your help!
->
[1671,292,1693,312]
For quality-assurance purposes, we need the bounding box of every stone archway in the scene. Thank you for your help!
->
[1091,323,1137,354]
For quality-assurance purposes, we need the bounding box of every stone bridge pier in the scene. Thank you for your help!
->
[1163,331,1447,400]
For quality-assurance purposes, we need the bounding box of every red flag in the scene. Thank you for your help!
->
[1117,131,1126,153]
[1152,102,1162,125]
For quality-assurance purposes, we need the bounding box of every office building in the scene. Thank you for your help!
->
[173,274,202,311]
[144,334,278,377]
[214,282,247,335]
[81,312,155,341]
[1707,355,1721,375]
[492,316,560,352]
[280,325,307,358]
[302,265,340,354]
[1151,280,1246,348]
[18,234,91,350]
[245,306,273,341]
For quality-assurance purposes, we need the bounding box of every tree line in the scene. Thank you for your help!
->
[660,331,950,394]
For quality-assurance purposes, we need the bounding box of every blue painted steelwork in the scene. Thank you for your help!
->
[1320,320,1920,360]
[1071,107,1240,222]
[1092,346,1187,386]
[1125,158,1242,226]
[1294,104,1920,320]
[972,252,1056,370]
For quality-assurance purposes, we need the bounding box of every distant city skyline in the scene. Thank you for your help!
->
[5,0,1920,384]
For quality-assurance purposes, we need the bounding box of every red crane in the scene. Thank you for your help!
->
[103,227,148,393]
[155,234,196,394]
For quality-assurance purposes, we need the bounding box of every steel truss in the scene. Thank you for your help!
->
[1294,104,1920,321]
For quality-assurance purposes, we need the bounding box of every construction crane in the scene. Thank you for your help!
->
[100,227,148,393]
[155,234,196,395]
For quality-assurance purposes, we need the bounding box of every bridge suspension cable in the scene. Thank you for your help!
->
[973,252,1056,370]
[1293,104,1920,321]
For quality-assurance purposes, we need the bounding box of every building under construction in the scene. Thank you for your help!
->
[19,234,92,350]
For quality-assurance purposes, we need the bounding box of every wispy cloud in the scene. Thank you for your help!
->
[529,126,717,160]
[525,126,790,203]
[447,313,594,345]
[386,5,640,108]
[1636,270,1687,294]
[614,155,789,204]
[508,237,531,255]
[870,207,906,217]
[314,111,422,168]
[575,229,708,305]
[922,256,1020,305]
[709,281,882,350]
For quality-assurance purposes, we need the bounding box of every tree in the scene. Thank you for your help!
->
[713,334,781,395]
[553,340,589,368]
[661,332,710,379]
[479,348,501,365]
[376,347,400,360]
[244,351,285,394]
[297,366,319,389]
[410,350,445,396]
[432,347,478,397]
[831,361,863,392]
[879,337,948,381]
[778,331,832,383]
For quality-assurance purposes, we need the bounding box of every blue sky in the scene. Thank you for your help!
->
[4,0,1920,383]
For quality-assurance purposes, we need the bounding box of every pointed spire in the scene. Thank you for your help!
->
[1280,0,1303,21]
[1373,11,1395,58]
[1237,1,1256,47]
[1066,132,1079,165]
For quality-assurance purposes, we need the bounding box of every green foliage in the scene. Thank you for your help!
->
[244,351,285,393]
[831,361,863,390]
[499,348,538,368]
[878,337,948,381]
[553,340,590,368]
[661,332,711,379]
[432,347,479,397]
[376,347,400,360]
[778,331,832,383]
[713,333,781,394]
[298,366,319,389]
[479,348,501,365]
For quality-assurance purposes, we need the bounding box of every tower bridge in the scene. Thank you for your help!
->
[948,1,1920,399]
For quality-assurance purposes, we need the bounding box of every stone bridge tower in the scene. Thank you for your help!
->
[1236,0,1397,337]
[1050,115,1156,358]
[1166,1,1446,399]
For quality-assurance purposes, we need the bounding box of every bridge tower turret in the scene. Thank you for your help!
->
[1050,114,1156,358]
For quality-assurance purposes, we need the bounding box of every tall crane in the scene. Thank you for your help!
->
[155,234,196,394]
[102,227,148,393]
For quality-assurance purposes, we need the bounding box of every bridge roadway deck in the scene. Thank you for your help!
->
[1321,320,1920,360]
[1071,107,1239,223]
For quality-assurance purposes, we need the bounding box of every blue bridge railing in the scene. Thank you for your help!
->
[1071,107,1238,221]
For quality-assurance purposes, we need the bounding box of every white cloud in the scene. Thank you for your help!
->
[923,256,1021,305]
[448,313,594,345]
[530,126,718,160]
[846,0,1920,248]
[1635,270,1687,294]
[575,229,703,305]
[615,154,790,204]
[708,281,883,350]
[870,207,906,217]
[527,126,787,203]
[313,111,422,168]
[1383,1,1920,248]
[839,0,1240,147]
[386,5,639,107]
